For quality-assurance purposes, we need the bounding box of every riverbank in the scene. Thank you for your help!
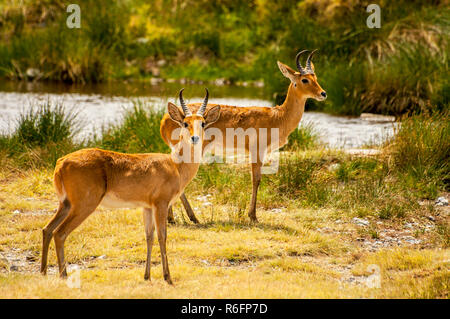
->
[0,1,448,115]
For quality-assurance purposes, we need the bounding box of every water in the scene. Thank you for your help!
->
[0,80,397,148]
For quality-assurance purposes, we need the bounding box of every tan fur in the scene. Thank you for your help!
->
[41,104,220,284]
[160,62,326,222]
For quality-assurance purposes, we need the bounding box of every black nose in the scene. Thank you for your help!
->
[191,136,199,144]
[321,91,327,98]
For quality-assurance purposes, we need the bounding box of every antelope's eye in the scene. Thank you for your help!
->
[201,122,206,128]
[183,122,188,128]
[302,79,309,84]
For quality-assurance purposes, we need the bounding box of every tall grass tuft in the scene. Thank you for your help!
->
[282,122,320,151]
[97,101,169,154]
[14,102,79,147]
[0,101,81,167]
[389,112,449,197]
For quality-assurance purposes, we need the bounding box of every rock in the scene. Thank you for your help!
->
[26,68,42,80]
[12,210,21,215]
[149,77,162,85]
[402,236,421,245]
[9,265,19,271]
[353,217,370,226]
[254,80,264,87]
[136,37,149,44]
[345,149,381,156]
[26,255,37,262]
[435,197,448,206]
[360,113,395,123]
[328,163,340,171]
[200,259,210,266]
[156,59,167,67]
[214,78,226,86]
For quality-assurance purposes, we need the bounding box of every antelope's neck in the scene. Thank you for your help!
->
[171,141,202,188]
[278,83,307,136]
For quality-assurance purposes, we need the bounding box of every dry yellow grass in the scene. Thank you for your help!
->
[0,168,448,298]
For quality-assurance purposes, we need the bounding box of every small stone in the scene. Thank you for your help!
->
[328,163,340,171]
[156,59,166,67]
[353,217,370,226]
[26,68,42,79]
[435,197,448,206]
[9,265,19,271]
[360,113,395,122]
[26,255,37,262]
[12,210,21,215]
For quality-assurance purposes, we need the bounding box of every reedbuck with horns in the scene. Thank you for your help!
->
[160,50,326,223]
[41,90,220,284]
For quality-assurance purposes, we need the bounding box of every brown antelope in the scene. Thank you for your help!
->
[160,50,326,223]
[40,90,220,284]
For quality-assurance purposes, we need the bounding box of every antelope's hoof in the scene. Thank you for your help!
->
[164,275,173,285]
[249,216,258,223]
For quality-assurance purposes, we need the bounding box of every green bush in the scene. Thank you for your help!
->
[97,101,169,154]
[0,101,80,167]
[389,112,449,197]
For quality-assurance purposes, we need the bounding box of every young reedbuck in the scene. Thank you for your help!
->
[160,50,326,223]
[40,90,220,284]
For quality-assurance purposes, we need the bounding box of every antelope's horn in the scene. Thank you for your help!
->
[295,50,309,75]
[197,88,209,116]
[306,49,318,72]
[179,88,192,116]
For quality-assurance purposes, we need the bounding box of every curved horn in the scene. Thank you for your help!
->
[306,49,318,72]
[295,50,309,75]
[178,88,192,116]
[197,88,209,116]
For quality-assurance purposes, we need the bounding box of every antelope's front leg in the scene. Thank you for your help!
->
[248,162,262,223]
[143,208,155,281]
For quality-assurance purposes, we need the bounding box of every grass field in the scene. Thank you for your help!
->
[0,103,448,298]
[0,154,448,298]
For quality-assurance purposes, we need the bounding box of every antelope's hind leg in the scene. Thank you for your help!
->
[154,202,173,284]
[180,193,199,224]
[52,179,105,278]
[41,199,71,275]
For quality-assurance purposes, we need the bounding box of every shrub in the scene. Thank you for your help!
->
[389,112,449,197]
[97,101,169,154]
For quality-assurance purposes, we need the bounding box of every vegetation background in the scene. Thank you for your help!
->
[0,0,448,115]
[0,0,448,298]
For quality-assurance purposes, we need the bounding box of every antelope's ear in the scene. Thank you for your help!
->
[277,61,297,82]
[168,102,184,126]
[204,105,220,128]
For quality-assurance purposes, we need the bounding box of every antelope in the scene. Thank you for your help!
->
[40,90,220,284]
[160,50,326,223]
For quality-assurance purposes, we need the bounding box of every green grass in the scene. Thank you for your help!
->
[389,111,449,198]
[0,1,448,115]
[0,101,448,298]
[95,102,169,154]
[0,101,81,168]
